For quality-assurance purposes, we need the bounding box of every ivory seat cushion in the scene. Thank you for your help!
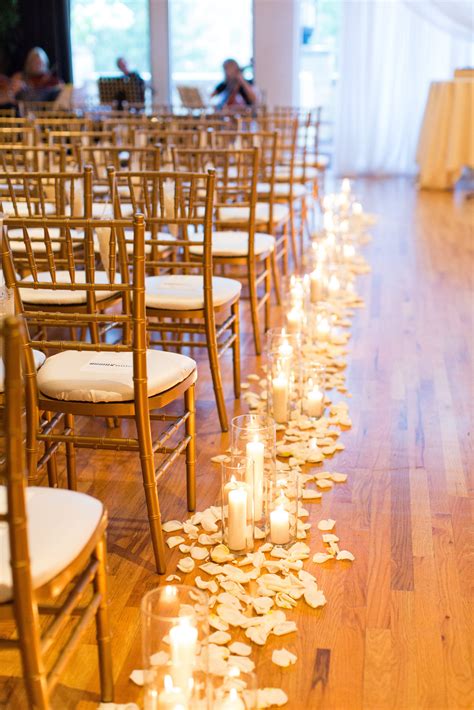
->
[189,231,274,257]
[256,182,307,198]
[19,270,121,305]
[0,349,46,394]
[37,349,196,403]
[0,486,103,602]
[1,201,56,216]
[7,227,81,253]
[145,274,241,310]
[217,202,289,224]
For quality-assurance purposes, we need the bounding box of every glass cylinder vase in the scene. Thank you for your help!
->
[141,585,209,709]
[221,456,255,555]
[300,364,326,422]
[209,664,257,709]
[267,469,299,548]
[267,352,300,426]
[231,414,276,535]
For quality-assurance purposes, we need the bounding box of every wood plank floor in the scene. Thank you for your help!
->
[1,177,473,709]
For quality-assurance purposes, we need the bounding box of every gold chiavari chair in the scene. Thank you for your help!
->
[107,167,240,431]
[34,117,93,143]
[101,115,149,144]
[0,117,32,129]
[47,130,116,150]
[2,214,198,573]
[210,129,287,289]
[18,100,79,117]
[0,315,114,709]
[134,127,210,151]
[0,108,16,117]
[172,146,273,355]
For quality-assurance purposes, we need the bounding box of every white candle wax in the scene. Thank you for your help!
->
[305,387,324,418]
[341,177,351,194]
[169,619,197,693]
[343,244,355,260]
[317,317,331,342]
[217,688,246,710]
[272,372,288,424]
[352,201,363,215]
[286,307,302,334]
[278,339,293,358]
[270,504,290,545]
[328,275,340,294]
[227,486,247,550]
[246,436,264,521]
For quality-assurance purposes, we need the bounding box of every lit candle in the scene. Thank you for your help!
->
[154,675,188,710]
[169,618,197,693]
[310,269,320,304]
[246,435,264,521]
[352,201,363,215]
[270,499,290,545]
[341,177,351,194]
[328,274,340,294]
[286,307,303,334]
[278,336,293,358]
[272,371,289,424]
[217,687,246,710]
[323,211,334,231]
[343,244,355,260]
[316,317,331,342]
[227,486,248,550]
[305,384,324,418]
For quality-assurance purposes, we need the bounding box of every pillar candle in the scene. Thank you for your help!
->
[305,386,324,418]
[272,372,289,424]
[341,177,351,194]
[286,307,302,334]
[169,619,197,693]
[310,269,320,304]
[227,486,248,550]
[270,503,290,545]
[153,675,188,710]
[246,436,264,521]
[217,687,246,710]
[316,317,331,342]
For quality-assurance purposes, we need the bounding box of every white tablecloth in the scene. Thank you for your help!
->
[416,79,474,189]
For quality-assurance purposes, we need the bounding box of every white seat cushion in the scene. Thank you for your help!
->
[189,231,274,257]
[0,486,103,602]
[19,270,121,305]
[1,201,56,216]
[218,202,289,224]
[256,182,307,198]
[0,349,45,394]
[145,274,241,310]
[37,349,196,403]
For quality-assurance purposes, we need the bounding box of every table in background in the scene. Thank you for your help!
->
[416,79,474,189]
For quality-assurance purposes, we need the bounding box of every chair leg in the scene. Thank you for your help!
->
[135,409,167,573]
[248,265,262,356]
[231,301,241,399]
[184,384,196,511]
[16,606,49,709]
[264,256,271,331]
[44,411,58,488]
[289,203,298,269]
[93,535,114,703]
[65,413,77,490]
[271,251,281,306]
[205,319,228,432]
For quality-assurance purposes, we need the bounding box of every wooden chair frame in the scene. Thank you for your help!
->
[0,315,114,709]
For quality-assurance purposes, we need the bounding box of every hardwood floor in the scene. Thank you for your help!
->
[1,177,472,709]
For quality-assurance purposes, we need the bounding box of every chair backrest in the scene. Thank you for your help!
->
[0,145,68,173]
[0,168,92,219]
[47,130,116,148]
[0,127,36,146]
[107,168,216,308]
[171,147,259,253]
[76,144,162,182]
[34,117,93,142]
[2,214,145,355]
[134,128,210,151]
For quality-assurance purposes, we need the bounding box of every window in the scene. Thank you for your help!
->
[168,0,253,106]
[70,0,150,98]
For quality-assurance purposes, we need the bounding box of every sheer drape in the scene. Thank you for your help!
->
[334,0,474,176]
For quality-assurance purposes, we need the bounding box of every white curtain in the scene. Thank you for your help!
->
[334,0,474,176]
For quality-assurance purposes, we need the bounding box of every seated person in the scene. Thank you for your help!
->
[211,59,257,109]
[13,47,63,103]
[116,57,145,103]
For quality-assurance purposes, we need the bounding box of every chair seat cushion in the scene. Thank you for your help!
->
[189,231,274,257]
[1,201,56,216]
[0,486,104,603]
[218,202,289,224]
[145,274,241,310]
[37,349,196,403]
[256,182,307,198]
[19,270,121,305]
[0,349,45,394]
